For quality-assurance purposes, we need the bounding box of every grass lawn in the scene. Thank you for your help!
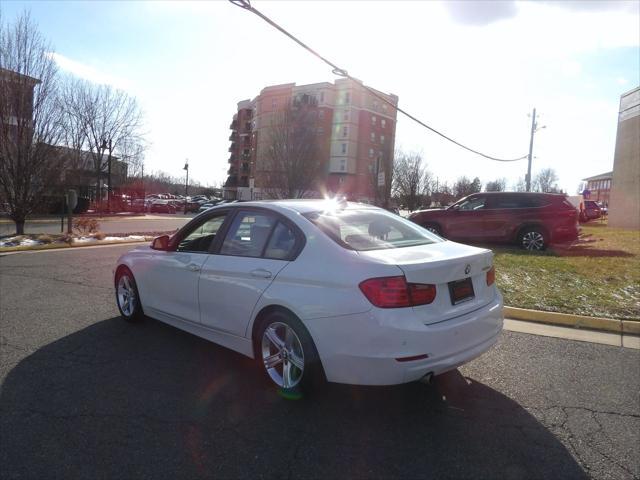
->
[492,223,640,320]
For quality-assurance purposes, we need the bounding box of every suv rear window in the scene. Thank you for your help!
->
[304,209,442,251]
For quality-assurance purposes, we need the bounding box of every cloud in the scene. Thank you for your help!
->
[48,52,131,90]
[443,1,518,26]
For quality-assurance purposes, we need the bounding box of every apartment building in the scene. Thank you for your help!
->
[582,171,613,205]
[224,78,398,202]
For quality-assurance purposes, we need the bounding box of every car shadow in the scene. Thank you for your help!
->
[1,317,587,479]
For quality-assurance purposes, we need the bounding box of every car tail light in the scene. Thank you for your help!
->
[486,266,495,286]
[359,276,436,308]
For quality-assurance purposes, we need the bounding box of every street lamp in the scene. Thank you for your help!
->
[100,138,113,212]
[183,160,189,214]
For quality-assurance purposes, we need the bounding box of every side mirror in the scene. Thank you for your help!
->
[151,235,171,251]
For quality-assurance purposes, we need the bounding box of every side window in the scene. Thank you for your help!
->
[264,222,297,260]
[458,196,486,211]
[220,211,277,257]
[177,214,227,253]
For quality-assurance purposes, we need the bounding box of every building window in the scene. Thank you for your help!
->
[339,176,345,184]
[369,148,374,158]
[271,98,277,109]
[320,92,325,103]
[372,115,377,125]
[380,135,385,144]
[373,100,379,111]
[382,104,388,112]
[342,125,348,137]
[319,110,325,120]
[341,143,347,154]
[370,132,375,142]
[345,92,350,104]
[317,127,324,135]
[343,112,349,121]
[381,119,386,128]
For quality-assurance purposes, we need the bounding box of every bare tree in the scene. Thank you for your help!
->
[513,176,527,192]
[453,176,482,199]
[0,12,65,234]
[533,168,560,193]
[61,77,144,208]
[261,102,323,199]
[392,150,429,211]
[485,178,507,192]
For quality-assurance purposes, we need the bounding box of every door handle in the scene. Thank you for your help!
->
[187,263,201,272]
[250,268,272,279]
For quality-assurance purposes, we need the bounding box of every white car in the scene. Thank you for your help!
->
[114,199,503,391]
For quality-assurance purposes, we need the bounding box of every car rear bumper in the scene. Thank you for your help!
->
[552,225,579,243]
[304,292,503,386]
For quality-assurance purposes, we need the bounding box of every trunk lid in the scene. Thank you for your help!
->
[357,241,495,324]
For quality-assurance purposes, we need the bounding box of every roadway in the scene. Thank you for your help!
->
[1,245,638,479]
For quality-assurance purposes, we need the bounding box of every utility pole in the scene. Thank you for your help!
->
[183,160,189,214]
[526,108,536,192]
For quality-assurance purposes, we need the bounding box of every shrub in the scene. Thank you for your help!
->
[73,218,100,235]
[91,231,106,241]
[59,234,74,244]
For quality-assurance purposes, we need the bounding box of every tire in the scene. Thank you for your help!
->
[518,227,547,251]
[423,223,443,237]
[115,267,144,322]
[255,310,324,393]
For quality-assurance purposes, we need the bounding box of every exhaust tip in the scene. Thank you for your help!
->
[420,372,434,385]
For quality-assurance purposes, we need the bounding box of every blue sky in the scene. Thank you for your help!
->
[2,1,639,193]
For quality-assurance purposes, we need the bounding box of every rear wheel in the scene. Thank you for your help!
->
[519,227,546,251]
[115,267,144,322]
[256,311,324,393]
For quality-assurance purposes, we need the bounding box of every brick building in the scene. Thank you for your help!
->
[224,78,398,202]
[582,171,613,205]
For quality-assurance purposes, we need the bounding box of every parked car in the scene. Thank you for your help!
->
[148,200,176,214]
[408,192,579,251]
[580,200,602,223]
[115,200,503,392]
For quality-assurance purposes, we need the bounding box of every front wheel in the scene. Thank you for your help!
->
[115,267,144,322]
[256,311,324,392]
[519,227,546,251]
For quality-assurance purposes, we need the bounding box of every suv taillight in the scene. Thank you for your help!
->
[359,276,436,308]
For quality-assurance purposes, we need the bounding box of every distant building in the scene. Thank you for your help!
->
[582,171,613,205]
[224,78,398,202]
[609,87,640,229]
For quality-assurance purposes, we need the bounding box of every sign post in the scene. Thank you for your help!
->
[66,189,78,234]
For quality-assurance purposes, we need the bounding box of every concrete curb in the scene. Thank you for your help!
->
[504,306,639,334]
[0,240,149,255]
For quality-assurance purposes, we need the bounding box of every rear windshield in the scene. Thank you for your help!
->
[304,209,442,251]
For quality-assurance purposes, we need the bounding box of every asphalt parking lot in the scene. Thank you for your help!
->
[1,245,638,479]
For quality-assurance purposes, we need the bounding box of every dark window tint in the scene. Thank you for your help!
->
[177,214,227,252]
[486,194,549,209]
[220,211,276,257]
[264,222,297,260]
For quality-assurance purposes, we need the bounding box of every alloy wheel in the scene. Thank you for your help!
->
[117,274,137,317]
[261,321,305,389]
[522,231,544,251]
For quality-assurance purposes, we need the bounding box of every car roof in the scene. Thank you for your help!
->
[207,199,379,215]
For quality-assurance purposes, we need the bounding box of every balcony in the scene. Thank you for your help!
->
[229,132,237,141]
[229,120,238,130]
[224,175,238,188]
[228,142,236,152]
[241,163,250,173]
[228,154,236,164]
[227,167,238,176]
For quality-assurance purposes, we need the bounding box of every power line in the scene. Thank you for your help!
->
[229,0,528,163]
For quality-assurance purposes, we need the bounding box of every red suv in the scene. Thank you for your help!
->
[408,192,579,250]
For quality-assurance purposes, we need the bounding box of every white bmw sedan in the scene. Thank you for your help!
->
[115,199,503,391]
